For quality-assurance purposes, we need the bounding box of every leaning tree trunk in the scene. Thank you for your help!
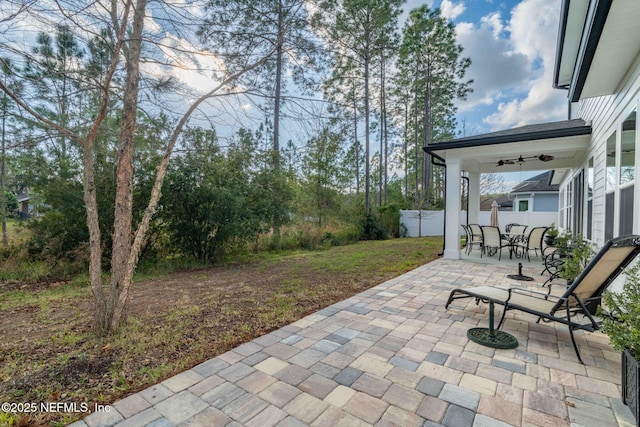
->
[104,0,147,333]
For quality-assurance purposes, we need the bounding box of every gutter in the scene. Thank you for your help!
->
[427,151,447,257]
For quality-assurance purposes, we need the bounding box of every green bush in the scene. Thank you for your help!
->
[359,213,387,241]
[601,262,640,356]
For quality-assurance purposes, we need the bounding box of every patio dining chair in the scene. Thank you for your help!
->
[480,225,509,260]
[467,224,484,255]
[515,226,548,261]
[445,235,640,363]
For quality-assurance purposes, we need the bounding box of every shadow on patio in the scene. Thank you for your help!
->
[74,257,633,427]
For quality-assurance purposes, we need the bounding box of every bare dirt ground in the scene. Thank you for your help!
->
[0,238,440,426]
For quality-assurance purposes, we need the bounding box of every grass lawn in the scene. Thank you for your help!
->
[0,237,442,426]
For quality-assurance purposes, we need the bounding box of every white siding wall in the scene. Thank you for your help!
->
[561,54,640,247]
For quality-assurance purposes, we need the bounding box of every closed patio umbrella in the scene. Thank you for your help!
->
[490,200,499,228]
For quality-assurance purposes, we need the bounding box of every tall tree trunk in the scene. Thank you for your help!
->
[364,42,371,214]
[403,100,408,199]
[422,69,432,208]
[379,58,383,208]
[272,0,284,236]
[1,109,6,247]
[353,91,359,194]
[105,0,147,333]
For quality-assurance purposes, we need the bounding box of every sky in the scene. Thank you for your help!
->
[417,0,569,138]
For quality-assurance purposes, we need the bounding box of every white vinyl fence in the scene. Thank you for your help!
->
[400,210,558,237]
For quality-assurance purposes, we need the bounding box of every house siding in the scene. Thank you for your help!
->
[533,194,559,212]
[563,53,640,246]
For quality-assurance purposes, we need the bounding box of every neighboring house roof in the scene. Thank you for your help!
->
[510,171,559,194]
[480,195,512,211]
[15,193,30,203]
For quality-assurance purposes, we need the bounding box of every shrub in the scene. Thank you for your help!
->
[359,213,387,241]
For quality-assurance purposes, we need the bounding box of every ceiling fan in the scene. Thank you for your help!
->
[496,154,554,167]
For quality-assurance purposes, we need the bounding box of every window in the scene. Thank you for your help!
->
[586,157,594,240]
[604,107,637,241]
[605,132,616,241]
[519,200,529,211]
[620,109,636,235]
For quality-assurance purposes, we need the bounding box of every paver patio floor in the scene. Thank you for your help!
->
[71,258,635,427]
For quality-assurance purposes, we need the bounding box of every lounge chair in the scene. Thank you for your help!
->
[445,235,640,363]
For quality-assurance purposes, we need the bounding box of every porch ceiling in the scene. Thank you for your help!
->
[424,119,592,174]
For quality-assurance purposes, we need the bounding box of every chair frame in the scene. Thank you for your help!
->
[517,226,548,261]
[466,224,484,255]
[446,235,640,364]
[480,225,508,260]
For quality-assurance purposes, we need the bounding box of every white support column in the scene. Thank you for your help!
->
[444,159,462,259]
[467,172,480,225]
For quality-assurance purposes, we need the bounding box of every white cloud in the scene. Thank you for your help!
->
[455,17,530,113]
[483,0,567,129]
[440,0,466,20]
[455,0,568,131]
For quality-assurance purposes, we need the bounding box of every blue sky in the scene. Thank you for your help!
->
[411,0,569,138]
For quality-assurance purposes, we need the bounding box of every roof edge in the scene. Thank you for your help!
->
[424,121,592,153]
[553,0,572,90]
[569,0,613,102]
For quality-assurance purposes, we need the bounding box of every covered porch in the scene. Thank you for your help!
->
[424,119,592,260]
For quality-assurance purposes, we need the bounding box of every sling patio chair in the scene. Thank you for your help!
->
[515,226,548,261]
[445,235,640,364]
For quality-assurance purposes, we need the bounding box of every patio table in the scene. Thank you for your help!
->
[502,231,527,259]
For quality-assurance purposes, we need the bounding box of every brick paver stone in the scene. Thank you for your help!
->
[343,392,389,424]
[416,395,448,423]
[162,370,204,393]
[380,405,425,427]
[274,364,313,386]
[178,406,230,427]
[220,393,269,424]
[201,382,245,409]
[244,405,288,427]
[111,408,162,427]
[524,390,568,419]
[258,381,301,407]
[138,384,174,406]
[112,393,151,418]
[351,372,392,397]
[441,404,475,427]
[191,358,229,378]
[477,394,522,426]
[255,357,290,375]
[472,413,514,427]
[83,407,124,427]
[323,384,357,407]
[310,406,370,427]
[283,393,328,424]
[298,373,339,399]
[382,383,424,411]
[236,370,277,394]
[154,391,208,425]
[438,383,480,411]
